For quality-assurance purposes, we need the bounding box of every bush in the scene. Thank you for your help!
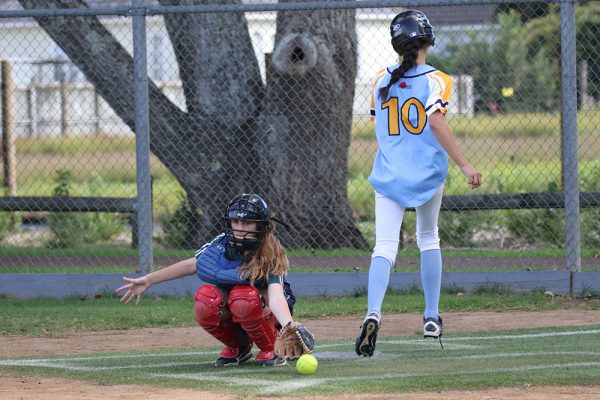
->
[0,212,20,242]
[157,191,196,249]
[505,208,564,247]
[47,170,124,248]
[439,211,482,248]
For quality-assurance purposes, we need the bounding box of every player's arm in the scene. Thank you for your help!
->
[270,280,315,360]
[429,110,482,189]
[115,257,196,304]
[267,282,293,327]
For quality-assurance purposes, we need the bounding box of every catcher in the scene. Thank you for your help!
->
[116,193,314,366]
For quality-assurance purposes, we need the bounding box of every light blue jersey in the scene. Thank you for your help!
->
[368,63,452,207]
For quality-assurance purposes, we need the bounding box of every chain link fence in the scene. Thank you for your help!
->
[0,0,599,275]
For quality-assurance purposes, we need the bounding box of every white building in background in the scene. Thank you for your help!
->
[0,1,494,136]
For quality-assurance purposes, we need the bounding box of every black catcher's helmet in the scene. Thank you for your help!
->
[389,10,435,54]
[221,193,270,252]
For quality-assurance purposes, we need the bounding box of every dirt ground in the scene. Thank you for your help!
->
[2,309,600,399]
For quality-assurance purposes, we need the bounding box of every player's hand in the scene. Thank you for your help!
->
[460,164,482,189]
[115,276,151,305]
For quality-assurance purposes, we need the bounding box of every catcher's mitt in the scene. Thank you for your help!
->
[274,321,315,360]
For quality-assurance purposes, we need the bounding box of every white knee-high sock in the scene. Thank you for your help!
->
[367,256,392,318]
[421,249,442,319]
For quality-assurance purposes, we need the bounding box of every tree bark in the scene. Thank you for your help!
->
[18,0,367,249]
[260,2,367,249]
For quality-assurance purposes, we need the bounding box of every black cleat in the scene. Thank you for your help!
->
[214,344,253,367]
[423,316,444,349]
[355,316,380,357]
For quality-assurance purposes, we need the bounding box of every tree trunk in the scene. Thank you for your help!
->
[18,0,367,249]
[259,3,368,249]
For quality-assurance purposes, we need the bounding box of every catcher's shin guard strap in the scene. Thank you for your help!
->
[229,285,278,351]
[194,285,244,349]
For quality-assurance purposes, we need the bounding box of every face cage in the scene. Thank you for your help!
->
[222,217,269,252]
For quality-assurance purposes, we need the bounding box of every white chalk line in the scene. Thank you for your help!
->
[1,327,600,395]
[153,361,600,395]
[3,327,595,366]
[446,328,600,341]
[150,372,327,393]
[0,350,217,364]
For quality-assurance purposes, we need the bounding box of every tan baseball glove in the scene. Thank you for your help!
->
[274,321,315,360]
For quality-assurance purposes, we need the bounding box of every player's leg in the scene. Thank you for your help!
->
[416,185,444,340]
[228,285,279,366]
[194,284,252,366]
[356,191,404,357]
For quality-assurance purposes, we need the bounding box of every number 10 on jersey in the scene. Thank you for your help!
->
[381,97,426,136]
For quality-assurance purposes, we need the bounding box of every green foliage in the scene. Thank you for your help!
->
[47,170,124,248]
[505,208,565,247]
[47,170,85,247]
[438,211,482,248]
[503,182,563,247]
[582,208,600,248]
[526,2,600,99]
[81,173,125,243]
[157,191,196,249]
[16,135,135,156]
[0,212,20,242]
[438,11,559,113]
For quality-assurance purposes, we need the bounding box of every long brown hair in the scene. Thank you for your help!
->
[238,219,289,283]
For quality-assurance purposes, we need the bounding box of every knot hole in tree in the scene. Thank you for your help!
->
[272,34,317,75]
[290,47,304,63]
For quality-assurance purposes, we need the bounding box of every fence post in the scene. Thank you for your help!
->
[1,60,17,195]
[132,0,153,274]
[560,0,580,297]
[28,77,38,137]
[59,68,68,136]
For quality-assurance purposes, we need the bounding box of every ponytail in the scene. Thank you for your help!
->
[379,39,425,101]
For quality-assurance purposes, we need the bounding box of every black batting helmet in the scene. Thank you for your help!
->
[389,10,435,54]
[221,193,270,252]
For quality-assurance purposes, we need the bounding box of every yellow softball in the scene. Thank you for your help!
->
[295,353,318,375]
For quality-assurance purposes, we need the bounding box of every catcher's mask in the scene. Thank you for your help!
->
[389,10,435,54]
[221,193,270,252]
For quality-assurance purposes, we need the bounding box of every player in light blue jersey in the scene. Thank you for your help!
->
[356,10,482,356]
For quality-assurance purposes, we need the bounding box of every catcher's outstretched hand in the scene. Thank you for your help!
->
[274,321,315,360]
[115,276,151,305]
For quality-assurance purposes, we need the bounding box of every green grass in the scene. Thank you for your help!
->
[1,291,598,337]
[352,109,600,139]
[1,245,598,259]
[0,244,189,258]
[1,245,599,273]
[1,325,600,395]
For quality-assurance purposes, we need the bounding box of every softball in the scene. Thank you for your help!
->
[295,354,318,375]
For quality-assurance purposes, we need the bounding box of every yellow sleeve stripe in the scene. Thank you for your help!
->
[432,71,453,103]
[370,68,388,122]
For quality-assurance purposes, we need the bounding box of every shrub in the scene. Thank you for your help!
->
[0,212,20,242]
[158,191,196,249]
[505,208,564,247]
[47,170,124,248]
[439,211,482,248]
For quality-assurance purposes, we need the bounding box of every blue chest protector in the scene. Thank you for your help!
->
[195,234,249,287]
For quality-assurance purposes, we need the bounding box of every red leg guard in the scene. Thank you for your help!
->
[194,284,248,351]
[228,285,278,352]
